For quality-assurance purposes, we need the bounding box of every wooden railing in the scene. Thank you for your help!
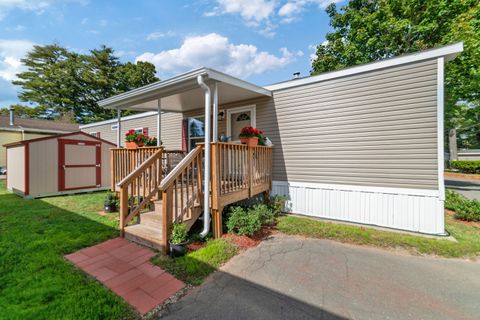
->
[110,147,185,191]
[118,149,163,235]
[160,145,204,247]
[211,142,273,210]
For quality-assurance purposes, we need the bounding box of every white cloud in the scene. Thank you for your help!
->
[206,0,342,35]
[0,0,88,20]
[0,39,35,106]
[136,33,298,79]
[278,0,342,22]
[0,39,35,81]
[146,31,175,41]
[99,19,107,27]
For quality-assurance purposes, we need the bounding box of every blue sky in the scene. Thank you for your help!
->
[0,0,343,108]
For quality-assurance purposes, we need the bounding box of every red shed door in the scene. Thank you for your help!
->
[59,139,101,191]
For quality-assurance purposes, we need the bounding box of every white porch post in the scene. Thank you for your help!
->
[213,82,218,142]
[157,99,162,146]
[116,108,121,148]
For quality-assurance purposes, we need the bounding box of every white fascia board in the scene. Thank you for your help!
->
[205,68,272,97]
[79,111,159,129]
[97,67,271,109]
[265,42,464,91]
[273,180,440,197]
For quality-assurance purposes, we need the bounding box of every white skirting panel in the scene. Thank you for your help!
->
[272,181,445,235]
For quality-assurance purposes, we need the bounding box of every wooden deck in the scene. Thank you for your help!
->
[111,143,273,253]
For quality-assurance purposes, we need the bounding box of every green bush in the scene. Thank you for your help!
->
[449,160,480,174]
[251,204,276,225]
[265,195,287,215]
[226,206,262,236]
[445,190,480,222]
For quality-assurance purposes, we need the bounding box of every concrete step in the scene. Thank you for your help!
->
[124,224,164,252]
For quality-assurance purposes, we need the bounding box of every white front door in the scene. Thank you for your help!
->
[227,105,256,142]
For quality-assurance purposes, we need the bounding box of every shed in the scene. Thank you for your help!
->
[4,132,115,198]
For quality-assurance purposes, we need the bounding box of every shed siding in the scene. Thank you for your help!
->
[265,59,439,190]
[82,112,182,149]
[29,139,58,195]
[0,131,54,167]
[6,146,25,192]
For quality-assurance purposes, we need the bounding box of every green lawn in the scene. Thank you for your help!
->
[152,239,238,286]
[277,213,480,258]
[0,181,136,320]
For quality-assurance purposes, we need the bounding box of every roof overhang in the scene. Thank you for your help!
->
[265,42,464,91]
[98,67,272,112]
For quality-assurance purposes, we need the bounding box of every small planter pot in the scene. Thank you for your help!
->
[169,241,188,257]
[125,141,144,149]
[240,136,258,147]
[104,203,117,213]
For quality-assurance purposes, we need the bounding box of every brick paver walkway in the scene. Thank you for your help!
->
[65,237,185,315]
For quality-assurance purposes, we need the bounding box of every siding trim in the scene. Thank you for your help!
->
[437,57,445,201]
[273,180,439,197]
[24,143,29,196]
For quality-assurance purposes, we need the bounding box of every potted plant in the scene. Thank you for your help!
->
[125,129,146,149]
[144,136,159,146]
[239,126,264,147]
[104,192,117,213]
[169,222,188,257]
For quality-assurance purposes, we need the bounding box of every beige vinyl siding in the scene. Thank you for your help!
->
[265,59,438,190]
[6,145,25,192]
[82,112,182,149]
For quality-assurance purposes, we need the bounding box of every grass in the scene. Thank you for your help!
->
[0,181,136,320]
[277,213,480,258]
[151,239,238,285]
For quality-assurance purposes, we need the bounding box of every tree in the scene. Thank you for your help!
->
[13,44,159,123]
[0,104,40,118]
[311,0,479,143]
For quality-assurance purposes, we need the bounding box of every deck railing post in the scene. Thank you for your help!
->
[119,186,128,237]
[162,188,172,255]
[248,146,253,197]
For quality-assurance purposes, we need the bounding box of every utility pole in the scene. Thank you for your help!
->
[449,128,458,161]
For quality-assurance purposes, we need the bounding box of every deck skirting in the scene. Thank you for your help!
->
[272,180,445,235]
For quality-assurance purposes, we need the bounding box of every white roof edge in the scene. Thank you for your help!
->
[97,67,271,109]
[265,42,464,91]
[79,111,159,129]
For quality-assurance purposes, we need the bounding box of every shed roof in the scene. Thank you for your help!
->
[0,116,79,133]
[3,131,115,148]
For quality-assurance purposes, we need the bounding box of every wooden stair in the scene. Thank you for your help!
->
[124,198,203,252]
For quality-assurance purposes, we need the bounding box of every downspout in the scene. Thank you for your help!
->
[197,75,211,238]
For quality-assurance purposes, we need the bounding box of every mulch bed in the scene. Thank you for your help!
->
[222,225,278,250]
[445,209,480,228]
[444,171,480,181]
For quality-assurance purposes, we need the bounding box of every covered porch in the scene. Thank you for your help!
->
[99,67,273,253]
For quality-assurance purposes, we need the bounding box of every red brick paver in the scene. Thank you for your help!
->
[65,238,185,315]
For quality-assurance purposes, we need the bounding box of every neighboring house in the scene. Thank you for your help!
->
[0,110,79,167]
[94,43,464,238]
[79,111,182,150]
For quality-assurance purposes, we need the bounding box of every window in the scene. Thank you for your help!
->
[111,124,118,130]
[89,132,101,138]
[134,127,149,135]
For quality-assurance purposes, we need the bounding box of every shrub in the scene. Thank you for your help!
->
[265,195,287,215]
[170,223,188,244]
[226,206,262,236]
[251,204,275,225]
[449,160,480,174]
[445,190,480,222]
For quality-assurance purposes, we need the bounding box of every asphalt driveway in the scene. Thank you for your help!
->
[162,234,480,320]
[445,177,480,200]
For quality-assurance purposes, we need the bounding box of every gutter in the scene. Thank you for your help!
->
[197,74,211,238]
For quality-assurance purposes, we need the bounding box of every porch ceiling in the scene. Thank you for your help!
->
[98,67,272,113]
